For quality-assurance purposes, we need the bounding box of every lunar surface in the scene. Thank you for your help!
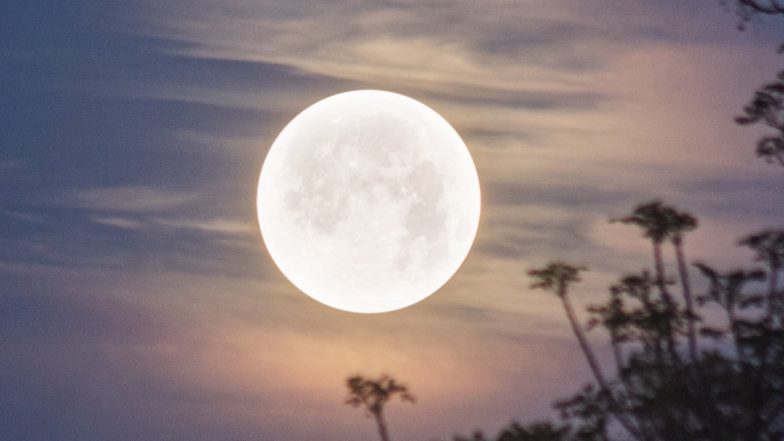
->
[257,90,480,313]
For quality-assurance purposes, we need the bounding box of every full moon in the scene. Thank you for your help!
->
[257,90,480,313]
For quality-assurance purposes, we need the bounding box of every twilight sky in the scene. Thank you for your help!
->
[2,1,783,440]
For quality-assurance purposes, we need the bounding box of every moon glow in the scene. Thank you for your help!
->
[257,90,480,313]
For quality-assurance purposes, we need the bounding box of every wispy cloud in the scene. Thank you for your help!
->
[0,209,46,225]
[152,217,256,235]
[91,214,256,236]
[74,186,198,213]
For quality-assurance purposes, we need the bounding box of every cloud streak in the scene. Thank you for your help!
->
[75,186,199,212]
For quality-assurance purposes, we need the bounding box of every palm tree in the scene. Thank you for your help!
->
[613,201,691,362]
[528,263,601,384]
[666,207,699,362]
[613,201,675,306]
[528,262,643,441]
[453,422,567,441]
[345,374,415,441]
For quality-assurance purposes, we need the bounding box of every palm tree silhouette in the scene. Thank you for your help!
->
[736,67,784,167]
[613,201,699,361]
[666,206,699,361]
[528,262,643,441]
[528,263,600,384]
[345,374,415,441]
[452,197,784,440]
[613,201,675,305]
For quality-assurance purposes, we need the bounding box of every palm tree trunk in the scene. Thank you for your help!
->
[656,241,719,438]
[374,412,391,441]
[652,241,681,363]
[653,241,674,307]
[561,294,608,388]
[559,294,645,441]
[675,239,728,439]
[673,238,698,362]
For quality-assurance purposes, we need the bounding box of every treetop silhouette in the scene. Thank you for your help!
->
[346,5,784,440]
[736,69,784,167]
[726,0,784,26]
[450,200,784,441]
[345,374,415,441]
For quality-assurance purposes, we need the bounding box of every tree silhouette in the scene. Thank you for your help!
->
[453,422,569,441]
[553,201,783,440]
[453,200,784,441]
[612,201,675,305]
[391,7,784,440]
[527,264,604,393]
[693,263,766,355]
[725,0,784,27]
[667,207,699,361]
[345,374,415,441]
[614,201,700,362]
[612,201,688,364]
[739,229,784,322]
[725,0,784,166]
[528,263,643,441]
[736,68,784,167]
[736,0,784,13]
[447,5,784,440]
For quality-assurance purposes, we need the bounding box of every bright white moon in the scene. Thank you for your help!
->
[257,90,480,313]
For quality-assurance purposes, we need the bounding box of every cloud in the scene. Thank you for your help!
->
[0,209,46,225]
[674,174,784,225]
[126,1,625,99]
[91,216,146,229]
[485,181,631,208]
[74,186,198,213]
[152,217,257,235]
[125,0,767,108]
[91,214,256,236]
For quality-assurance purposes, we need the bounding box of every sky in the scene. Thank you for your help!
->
[2,1,784,440]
